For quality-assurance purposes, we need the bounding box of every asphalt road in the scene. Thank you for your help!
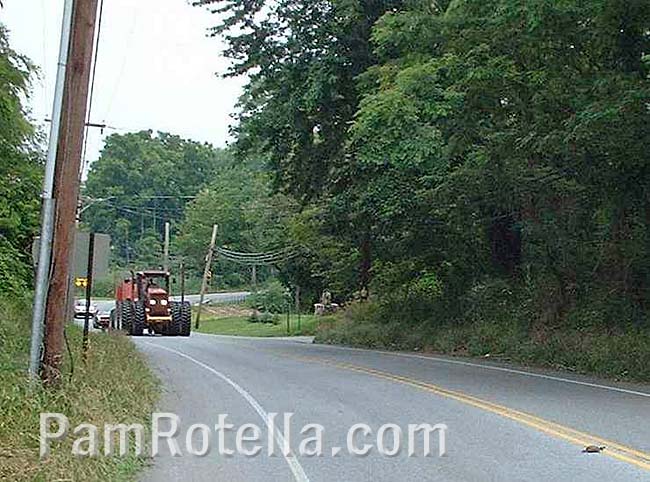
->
[135,333,650,482]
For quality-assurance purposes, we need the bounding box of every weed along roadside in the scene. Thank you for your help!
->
[0,296,159,481]
[196,296,650,384]
[314,301,650,383]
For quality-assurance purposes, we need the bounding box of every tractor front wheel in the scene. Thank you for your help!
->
[132,301,146,336]
[170,302,189,337]
[179,301,191,337]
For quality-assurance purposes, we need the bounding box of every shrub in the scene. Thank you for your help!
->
[0,238,31,295]
[248,311,280,324]
[247,280,291,314]
[316,297,650,382]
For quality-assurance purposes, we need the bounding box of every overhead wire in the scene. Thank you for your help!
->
[217,252,294,263]
[216,247,299,266]
[40,0,49,120]
[217,254,298,266]
[218,247,294,258]
[80,0,105,180]
[103,5,138,122]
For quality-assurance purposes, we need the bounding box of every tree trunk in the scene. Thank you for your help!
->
[359,233,371,300]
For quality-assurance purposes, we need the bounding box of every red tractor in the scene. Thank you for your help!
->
[115,271,191,336]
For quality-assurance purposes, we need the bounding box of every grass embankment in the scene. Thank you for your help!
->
[315,302,650,383]
[0,295,159,481]
[197,305,322,337]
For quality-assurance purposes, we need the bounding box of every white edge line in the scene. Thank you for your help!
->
[193,333,650,399]
[310,343,650,399]
[193,332,315,343]
[186,331,650,398]
[143,342,310,482]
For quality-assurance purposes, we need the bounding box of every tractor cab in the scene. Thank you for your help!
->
[136,270,170,296]
[137,271,172,322]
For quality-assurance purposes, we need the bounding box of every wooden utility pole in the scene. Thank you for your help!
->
[195,225,218,330]
[42,0,100,385]
[82,233,95,362]
[163,222,170,272]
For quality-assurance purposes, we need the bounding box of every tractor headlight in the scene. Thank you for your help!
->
[149,299,156,305]
[160,299,168,306]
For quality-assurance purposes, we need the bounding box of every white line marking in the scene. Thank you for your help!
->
[143,342,310,482]
[193,332,315,344]
[188,332,650,398]
[310,343,650,399]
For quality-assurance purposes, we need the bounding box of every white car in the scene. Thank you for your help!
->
[93,310,112,330]
[74,299,98,319]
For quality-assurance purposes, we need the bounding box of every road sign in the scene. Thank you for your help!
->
[74,277,88,288]
[32,231,110,278]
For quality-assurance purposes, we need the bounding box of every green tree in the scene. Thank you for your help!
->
[83,130,229,266]
[347,0,650,326]
[199,0,650,332]
[0,24,42,294]
[197,0,409,293]
[176,163,296,287]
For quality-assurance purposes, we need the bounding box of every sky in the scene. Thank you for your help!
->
[1,0,245,172]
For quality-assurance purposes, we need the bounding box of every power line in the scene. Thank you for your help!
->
[104,6,138,122]
[218,247,293,258]
[216,247,299,266]
[107,195,198,200]
[116,205,185,213]
[82,195,198,204]
[81,0,105,178]
[40,0,49,118]
[218,254,294,264]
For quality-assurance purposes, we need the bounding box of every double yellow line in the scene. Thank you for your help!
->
[289,353,650,471]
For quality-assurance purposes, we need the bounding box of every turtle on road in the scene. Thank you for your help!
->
[582,445,606,453]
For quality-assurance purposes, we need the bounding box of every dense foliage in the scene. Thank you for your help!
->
[0,25,42,294]
[176,162,296,286]
[197,0,650,336]
[83,130,229,267]
[84,132,296,288]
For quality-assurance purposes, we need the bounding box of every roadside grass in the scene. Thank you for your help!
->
[197,314,322,337]
[315,302,650,382]
[0,295,159,481]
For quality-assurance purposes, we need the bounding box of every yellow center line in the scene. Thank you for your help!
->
[274,351,650,471]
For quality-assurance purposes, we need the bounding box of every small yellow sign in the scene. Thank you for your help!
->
[75,277,88,288]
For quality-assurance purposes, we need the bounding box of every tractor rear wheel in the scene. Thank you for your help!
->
[179,301,191,337]
[132,301,145,336]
